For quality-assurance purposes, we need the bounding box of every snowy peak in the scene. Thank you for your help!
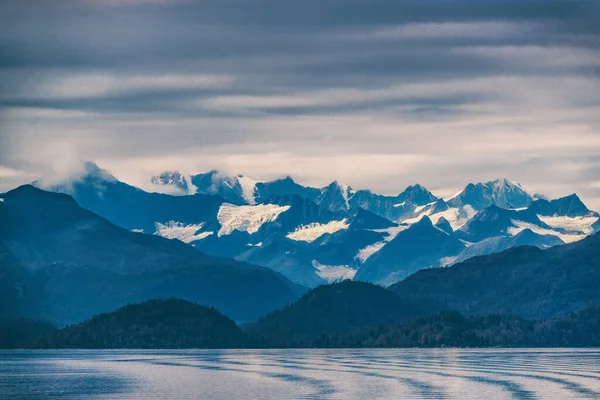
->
[216,203,290,236]
[447,178,533,211]
[235,175,259,205]
[316,181,355,212]
[396,184,438,206]
[80,161,118,183]
[435,216,453,234]
[151,171,190,193]
[430,199,449,214]
[254,176,321,203]
[529,194,593,218]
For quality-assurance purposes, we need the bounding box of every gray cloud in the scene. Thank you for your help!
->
[1,0,599,209]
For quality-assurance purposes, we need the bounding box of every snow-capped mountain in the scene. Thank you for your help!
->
[528,194,596,218]
[354,216,466,285]
[447,178,533,210]
[152,170,325,206]
[37,162,599,287]
[151,170,260,204]
[349,184,438,222]
[452,229,564,265]
[151,171,193,194]
[315,181,355,213]
[254,177,321,203]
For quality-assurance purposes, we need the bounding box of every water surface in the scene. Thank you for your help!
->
[1,349,599,399]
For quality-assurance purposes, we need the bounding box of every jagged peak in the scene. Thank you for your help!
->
[434,216,453,233]
[277,175,296,184]
[151,170,186,182]
[413,214,433,227]
[396,183,437,206]
[81,161,117,182]
[490,177,523,187]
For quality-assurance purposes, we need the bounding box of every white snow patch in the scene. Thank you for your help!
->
[183,174,197,194]
[372,224,410,240]
[131,228,144,233]
[393,201,406,208]
[339,183,354,209]
[356,224,410,263]
[401,205,474,230]
[433,225,450,235]
[287,219,349,242]
[217,203,290,236]
[154,221,213,243]
[356,242,386,263]
[414,202,435,214]
[508,220,586,244]
[440,256,457,267]
[312,260,357,282]
[0,198,3,202]
[236,175,259,205]
[444,188,464,202]
[537,215,598,235]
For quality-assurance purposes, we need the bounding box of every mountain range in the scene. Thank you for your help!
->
[0,185,303,325]
[390,230,600,319]
[35,162,599,287]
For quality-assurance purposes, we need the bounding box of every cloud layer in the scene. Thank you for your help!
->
[1,0,599,208]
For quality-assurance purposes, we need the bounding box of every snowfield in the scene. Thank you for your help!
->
[355,224,410,263]
[508,220,586,244]
[537,215,599,235]
[154,221,213,243]
[236,175,259,205]
[287,219,350,242]
[401,205,475,230]
[217,203,290,236]
[312,261,357,282]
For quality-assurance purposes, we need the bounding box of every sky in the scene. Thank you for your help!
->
[1,0,599,208]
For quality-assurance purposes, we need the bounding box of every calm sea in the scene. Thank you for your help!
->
[1,349,599,399]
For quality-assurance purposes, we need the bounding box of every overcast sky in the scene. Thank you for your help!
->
[1,0,599,208]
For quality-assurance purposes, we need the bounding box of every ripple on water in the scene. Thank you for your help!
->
[0,349,599,399]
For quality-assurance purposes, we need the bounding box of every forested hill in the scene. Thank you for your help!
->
[32,299,251,349]
[312,305,600,348]
[245,280,442,347]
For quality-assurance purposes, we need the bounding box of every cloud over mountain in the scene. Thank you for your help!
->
[1,0,599,210]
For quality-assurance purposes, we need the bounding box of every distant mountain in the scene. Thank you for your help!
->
[349,184,438,222]
[32,299,250,349]
[236,235,326,288]
[354,216,466,285]
[151,171,191,193]
[255,176,321,203]
[447,178,533,211]
[395,184,439,206]
[246,281,440,347]
[452,228,564,264]
[434,216,453,234]
[457,205,550,242]
[390,231,600,319]
[152,170,322,206]
[348,207,397,230]
[315,181,355,213]
[236,208,392,287]
[41,162,225,234]
[528,194,596,217]
[0,185,303,324]
[35,163,598,287]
